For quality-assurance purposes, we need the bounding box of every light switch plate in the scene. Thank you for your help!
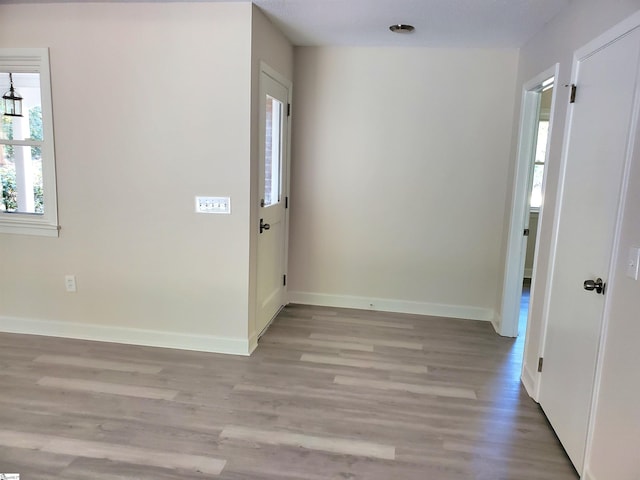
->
[627,246,640,280]
[195,196,231,214]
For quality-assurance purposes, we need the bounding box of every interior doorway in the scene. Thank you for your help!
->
[520,82,553,335]
[500,66,558,339]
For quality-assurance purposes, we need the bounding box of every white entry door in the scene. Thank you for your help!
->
[256,69,290,337]
[538,26,640,473]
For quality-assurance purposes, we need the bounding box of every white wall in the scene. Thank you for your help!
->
[249,5,294,345]
[510,2,640,478]
[0,3,255,353]
[289,47,518,320]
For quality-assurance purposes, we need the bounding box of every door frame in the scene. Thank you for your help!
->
[499,64,559,339]
[253,62,293,346]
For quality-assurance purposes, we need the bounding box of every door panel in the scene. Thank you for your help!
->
[539,27,640,473]
[256,71,289,337]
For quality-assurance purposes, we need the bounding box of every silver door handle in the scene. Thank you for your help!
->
[583,277,605,294]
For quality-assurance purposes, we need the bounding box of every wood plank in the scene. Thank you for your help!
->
[36,376,179,400]
[300,353,428,374]
[334,375,477,399]
[309,332,423,350]
[33,354,163,374]
[219,425,396,460]
[0,430,226,475]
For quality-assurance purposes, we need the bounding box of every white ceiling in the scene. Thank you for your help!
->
[0,0,572,48]
[250,0,572,47]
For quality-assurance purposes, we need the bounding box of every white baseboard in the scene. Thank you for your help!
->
[288,292,494,322]
[521,364,538,400]
[0,315,251,356]
[248,331,259,355]
[491,313,501,334]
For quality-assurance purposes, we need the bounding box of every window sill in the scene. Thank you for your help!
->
[0,218,60,237]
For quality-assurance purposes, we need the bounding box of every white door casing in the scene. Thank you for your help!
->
[501,65,559,340]
[256,66,291,338]
[538,25,640,474]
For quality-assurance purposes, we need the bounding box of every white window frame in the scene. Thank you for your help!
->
[0,48,58,237]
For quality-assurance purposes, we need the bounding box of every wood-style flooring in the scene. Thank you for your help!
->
[0,304,578,479]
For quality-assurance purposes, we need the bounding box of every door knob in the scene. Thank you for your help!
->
[260,218,270,234]
[583,277,605,294]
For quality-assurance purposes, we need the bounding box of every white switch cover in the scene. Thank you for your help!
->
[65,274,77,292]
[195,196,231,214]
[627,247,640,280]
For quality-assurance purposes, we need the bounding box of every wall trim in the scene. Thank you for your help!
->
[582,467,596,480]
[288,291,494,322]
[248,331,259,355]
[0,315,251,356]
[521,364,538,400]
[500,63,560,338]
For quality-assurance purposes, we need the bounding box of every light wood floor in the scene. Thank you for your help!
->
[0,304,578,479]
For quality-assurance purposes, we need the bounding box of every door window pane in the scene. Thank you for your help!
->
[264,95,283,207]
[531,120,549,209]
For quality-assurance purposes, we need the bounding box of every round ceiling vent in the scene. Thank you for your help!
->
[389,24,415,34]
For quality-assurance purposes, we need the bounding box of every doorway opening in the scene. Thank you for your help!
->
[520,80,553,336]
[500,66,558,341]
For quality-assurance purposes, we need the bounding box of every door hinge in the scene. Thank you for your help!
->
[260,198,265,208]
[524,228,530,237]
[569,84,577,104]
[538,357,544,372]
[285,196,289,209]
[283,274,287,286]
[287,103,291,117]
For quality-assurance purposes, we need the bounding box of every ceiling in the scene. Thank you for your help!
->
[0,0,572,48]
[250,0,572,47]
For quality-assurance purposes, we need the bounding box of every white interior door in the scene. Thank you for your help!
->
[539,26,640,473]
[256,70,290,337]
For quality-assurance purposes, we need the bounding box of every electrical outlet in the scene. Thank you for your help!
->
[195,196,231,214]
[627,247,640,280]
[65,274,77,292]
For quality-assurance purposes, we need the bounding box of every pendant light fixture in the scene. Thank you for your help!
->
[2,73,23,117]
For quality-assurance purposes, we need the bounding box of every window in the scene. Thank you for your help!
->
[263,94,283,207]
[530,82,553,210]
[530,120,548,209]
[0,49,58,236]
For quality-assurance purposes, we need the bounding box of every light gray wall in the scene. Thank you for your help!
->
[289,46,518,320]
[0,2,255,353]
